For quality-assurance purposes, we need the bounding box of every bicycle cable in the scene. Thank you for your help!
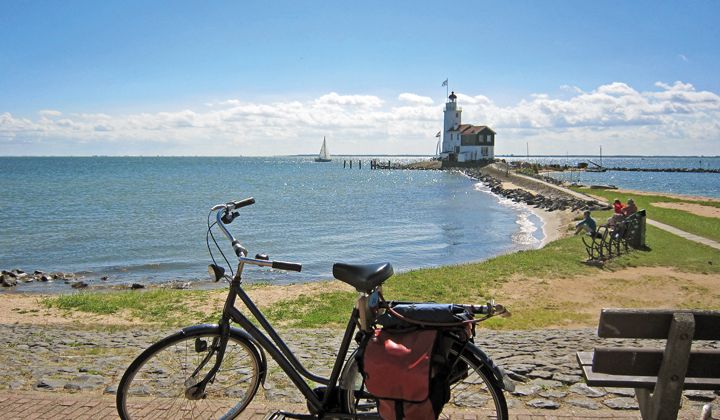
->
[207,210,234,278]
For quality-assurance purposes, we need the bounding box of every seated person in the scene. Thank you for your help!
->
[575,211,597,236]
[607,199,625,226]
[622,198,638,217]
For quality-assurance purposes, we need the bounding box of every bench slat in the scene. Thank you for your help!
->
[598,309,720,340]
[592,348,720,378]
[577,352,720,390]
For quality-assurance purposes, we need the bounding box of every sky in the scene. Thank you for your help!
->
[1,0,719,156]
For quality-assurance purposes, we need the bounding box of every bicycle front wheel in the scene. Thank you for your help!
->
[117,326,262,420]
[340,342,508,419]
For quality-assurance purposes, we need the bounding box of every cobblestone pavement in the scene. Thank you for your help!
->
[0,324,717,419]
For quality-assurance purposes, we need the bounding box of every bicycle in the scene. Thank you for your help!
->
[116,198,515,419]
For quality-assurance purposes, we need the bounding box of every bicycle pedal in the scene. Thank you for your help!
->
[263,411,286,420]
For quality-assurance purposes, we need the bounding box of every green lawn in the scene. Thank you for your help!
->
[256,223,719,329]
[43,209,719,330]
[576,187,720,242]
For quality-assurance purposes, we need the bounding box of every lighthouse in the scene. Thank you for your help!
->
[442,91,462,155]
[440,91,496,163]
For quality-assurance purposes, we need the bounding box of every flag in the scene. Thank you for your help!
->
[442,79,448,87]
[435,131,441,138]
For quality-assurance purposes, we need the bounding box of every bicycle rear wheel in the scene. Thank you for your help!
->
[339,343,508,419]
[117,326,261,419]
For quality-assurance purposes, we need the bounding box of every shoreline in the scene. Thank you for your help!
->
[2,175,713,296]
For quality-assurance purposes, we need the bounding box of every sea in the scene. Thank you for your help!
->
[503,156,720,198]
[0,156,542,293]
[2,155,718,293]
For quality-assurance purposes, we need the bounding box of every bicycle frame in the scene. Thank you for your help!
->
[203,209,364,417]
[226,266,360,415]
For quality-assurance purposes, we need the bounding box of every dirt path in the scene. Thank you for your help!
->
[492,266,720,328]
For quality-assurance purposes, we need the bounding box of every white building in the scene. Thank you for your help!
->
[440,91,495,162]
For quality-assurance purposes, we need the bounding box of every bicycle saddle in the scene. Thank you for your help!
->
[332,262,394,293]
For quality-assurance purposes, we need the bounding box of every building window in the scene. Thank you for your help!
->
[482,147,488,156]
[456,112,459,118]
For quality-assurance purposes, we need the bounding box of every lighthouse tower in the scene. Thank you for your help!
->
[442,91,462,154]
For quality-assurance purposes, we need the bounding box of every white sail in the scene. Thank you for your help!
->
[315,137,331,162]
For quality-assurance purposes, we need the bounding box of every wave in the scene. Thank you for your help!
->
[473,182,542,247]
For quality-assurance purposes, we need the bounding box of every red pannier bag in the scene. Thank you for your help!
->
[362,328,439,419]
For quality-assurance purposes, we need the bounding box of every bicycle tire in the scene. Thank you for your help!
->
[339,341,509,419]
[117,325,262,420]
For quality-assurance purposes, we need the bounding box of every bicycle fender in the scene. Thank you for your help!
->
[463,344,516,392]
[179,324,268,387]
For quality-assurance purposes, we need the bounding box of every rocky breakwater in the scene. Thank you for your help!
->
[464,167,611,213]
[0,268,192,291]
[1,269,89,289]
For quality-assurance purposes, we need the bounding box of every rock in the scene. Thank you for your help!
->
[2,274,18,287]
[2,270,17,278]
[606,387,635,397]
[529,378,562,388]
[684,390,716,402]
[101,276,108,281]
[511,384,541,397]
[35,379,65,391]
[527,370,554,379]
[526,398,560,409]
[130,283,145,289]
[505,363,535,375]
[538,390,568,399]
[570,383,606,398]
[71,281,88,289]
[104,384,118,395]
[603,397,639,410]
[566,398,601,410]
[553,373,582,384]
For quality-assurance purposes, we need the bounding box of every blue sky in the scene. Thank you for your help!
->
[1,0,719,156]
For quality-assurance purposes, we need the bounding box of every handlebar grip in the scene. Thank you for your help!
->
[231,197,255,210]
[272,260,302,272]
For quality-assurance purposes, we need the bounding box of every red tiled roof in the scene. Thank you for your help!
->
[451,124,495,134]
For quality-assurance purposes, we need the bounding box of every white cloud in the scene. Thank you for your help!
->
[314,92,384,108]
[39,110,62,117]
[1,81,719,155]
[398,93,434,105]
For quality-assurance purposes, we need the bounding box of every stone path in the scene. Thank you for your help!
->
[647,219,720,251]
[0,324,717,418]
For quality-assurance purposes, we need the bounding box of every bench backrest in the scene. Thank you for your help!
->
[598,309,720,340]
[594,309,720,379]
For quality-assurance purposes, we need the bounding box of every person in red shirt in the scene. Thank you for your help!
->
[607,199,625,226]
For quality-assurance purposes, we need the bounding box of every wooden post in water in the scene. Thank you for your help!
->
[343,160,346,168]
[350,160,353,169]
[359,160,362,169]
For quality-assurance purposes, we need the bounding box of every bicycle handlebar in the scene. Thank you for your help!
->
[211,198,303,273]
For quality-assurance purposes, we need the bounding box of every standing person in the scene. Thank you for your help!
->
[623,198,638,217]
[607,199,625,226]
[575,211,597,236]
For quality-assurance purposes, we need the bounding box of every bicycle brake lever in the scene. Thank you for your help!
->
[221,211,239,224]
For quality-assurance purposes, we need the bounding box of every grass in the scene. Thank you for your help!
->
[43,289,219,327]
[255,223,719,329]
[575,187,720,242]
[42,204,719,330]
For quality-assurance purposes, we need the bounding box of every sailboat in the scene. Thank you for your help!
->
[586,146,607,172]
[315,137,331,162]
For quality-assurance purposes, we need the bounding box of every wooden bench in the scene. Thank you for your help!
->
[577,309,720,420]
[582,210,645,261]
